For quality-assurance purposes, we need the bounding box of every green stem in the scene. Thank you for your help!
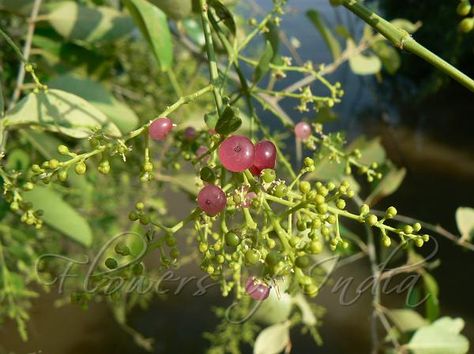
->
[199,0,224,115]
[341,0,474,92]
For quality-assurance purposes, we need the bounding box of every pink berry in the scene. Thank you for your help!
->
[250,140,276,175]
[149,117,174,141]
[294,122,312,140]
[197,184,227,216]
[245,277,270,301]
[218,135,255,172]
[184,127,197,141]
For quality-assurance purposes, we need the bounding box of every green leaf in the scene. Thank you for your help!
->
[204,111,219,130]
[124,0,173,71]
[390,19,420,34]
[408,317,469,354]
[455,207,474,241]
[386,309,427,333]
[264,20,280,63]
[254,322,290,354]
[253,41,274,83]
[23,186,93,247]
[149,0,192,21]
[47,2,134,44]
[422,272,439,322]
[366,166,406,205]
[307,9,341,60]
[6,149,30,172]
[349,137,387,165]
[208,0,236,36]
[215,106,242,135]
[2,89,121,139]
[371,41,401,75]
[48,75,139,133]
[346,39,382,75]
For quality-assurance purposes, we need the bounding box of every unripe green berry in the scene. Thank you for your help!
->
[262,169,276,183]
[327,215,336,224]
[314,194,325,205]
[114,241,130,256]
[58,145,69,155]
[360,204,370,215]
[274,183,288,198]
[327,182,336,191]
[413,222,422,232]
[143,161,153,173]
[225,231,240,247]
[312,218,322,229]
[299,181,311,194]
[105,257,118,269]
[303,157,314,167]
[245,249,260,265]
[366,214,378,226]
[22,182,34,191]
[136,202,145,210]
[139,215,150,225]
[457,1,472,16]
[336,199,346,209]
[459,18,474,33]
[267,238,276,248]
[386,206,397,218]
[295,255,310,268]
[415,238,424,248]
[309,240,322,254]
[422,234,430,242]
[74,161,87,175]
[403,225,414,234]
[198,242,208,253]
[317,203,328,214]
[32,164,42,173]
[265,251,280,266]
[304,283,318,297]
[58,170,68,182]
[382,236,391,248]
[98,160,111,175]
[49,159,59,169]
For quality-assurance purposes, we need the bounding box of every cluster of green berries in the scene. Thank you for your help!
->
[457,0,474,32]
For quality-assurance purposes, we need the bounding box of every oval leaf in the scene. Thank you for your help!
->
[456,207,474,241]
[48,75,139,133]
[254,41,274,83]
[254,291,293,325]
[23,186,93,247]
[386,309,427,333]
[408,317,469,354]
[307,9,341,60]
[347,40,382,75]
[124,0,173,71]
[215,106,242,135]
[3,89,121,138]
[47,2,134,44]
[254,322,290,354]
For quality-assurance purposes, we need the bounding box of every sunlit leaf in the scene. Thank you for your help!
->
[23,186,93,247]
[307,9,341,60]
[408,317,469,354]
[372,40,401,74]
[47,2,134,44]
[254,322,290,354]
[2,89,121,138]
[386,309,427,333]
[293,293,317,326]
[455,207,474,241]
[254,291,293,325]
[390,19,420,34]
[49,75,139,133]
[348,44,382,75]
[124,0,173,71]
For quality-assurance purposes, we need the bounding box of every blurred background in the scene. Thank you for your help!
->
[0,0,473,353]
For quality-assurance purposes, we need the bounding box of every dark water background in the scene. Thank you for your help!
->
[1,0,473,353]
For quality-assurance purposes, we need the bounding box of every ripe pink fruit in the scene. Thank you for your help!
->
[197,184,227,216]
[149,117,174,141]
[294,122,312,140]
[218,135,255,172]
[250,140,276,176]
[245,277,270,301]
